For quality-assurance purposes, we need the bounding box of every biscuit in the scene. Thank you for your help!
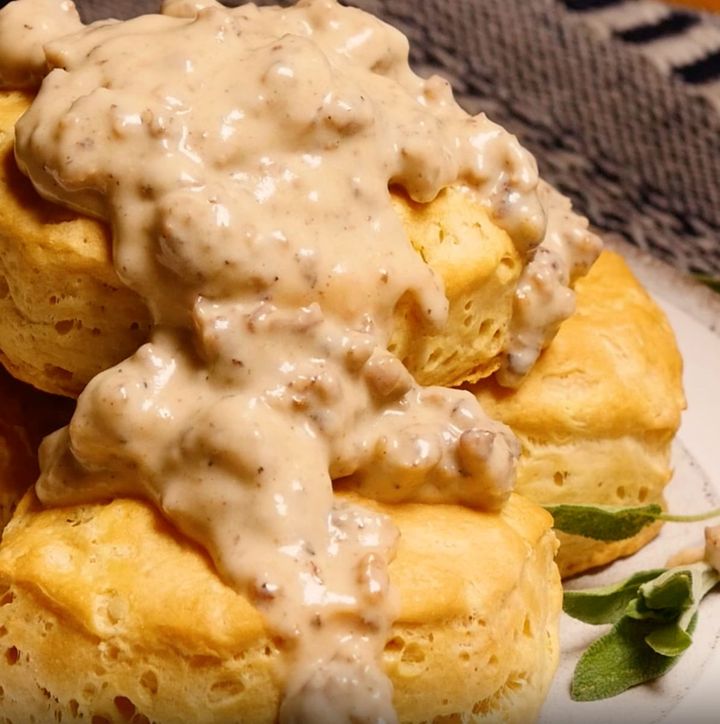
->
[0,91,523,397]
[473,250,685,577]
[0,491,561,723]
[0,363,73,529]
[389,188,522,386]
[0,91,152,397]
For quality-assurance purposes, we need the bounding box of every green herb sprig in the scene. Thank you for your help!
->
[564,562,719,700]
[544,503,720,541]
[545,502,720,699]
[693,273,720,294]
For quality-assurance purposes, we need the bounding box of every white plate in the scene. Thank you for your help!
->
[540,239,720,724]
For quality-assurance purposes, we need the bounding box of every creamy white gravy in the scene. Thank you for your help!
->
[0,0,599,720]
[498,181,602,385]
[0,0,81,88]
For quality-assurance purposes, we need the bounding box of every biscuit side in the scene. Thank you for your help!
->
[0,492,561,722]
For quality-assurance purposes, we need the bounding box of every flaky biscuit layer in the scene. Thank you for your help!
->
[0,492,560,722]
[474,251,684,576]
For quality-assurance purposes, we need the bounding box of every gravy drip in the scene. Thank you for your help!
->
[498,181,602,385]
[2,0,564,720]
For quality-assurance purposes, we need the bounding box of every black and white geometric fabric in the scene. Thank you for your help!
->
[71,1,720,278]
[561,1,720,96]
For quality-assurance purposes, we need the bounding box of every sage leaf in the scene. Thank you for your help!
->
[693,273,720,294]
[650,563,720,655]
[564,569,664,625]
[569,561,719,701]
[570,615,696,701]
[637,563,719,641]
[544,503,662,541]
[644,624,692,657]
[686,562,720,607]
[625,597,677,623]
[639,569,693,611]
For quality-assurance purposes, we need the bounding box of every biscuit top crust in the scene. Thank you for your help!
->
[0,0,597,719]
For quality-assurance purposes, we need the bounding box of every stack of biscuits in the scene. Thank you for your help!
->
[0,77,683,723]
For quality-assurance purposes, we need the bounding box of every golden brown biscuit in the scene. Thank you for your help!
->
[0,90,522,397]
[473,250,685,577]
[0,491,561,723]
[0,364,73,528]
[0,90,152,397]
[389,188,522,386]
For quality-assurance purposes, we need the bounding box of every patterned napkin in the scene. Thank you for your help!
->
[78,0,720,281]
